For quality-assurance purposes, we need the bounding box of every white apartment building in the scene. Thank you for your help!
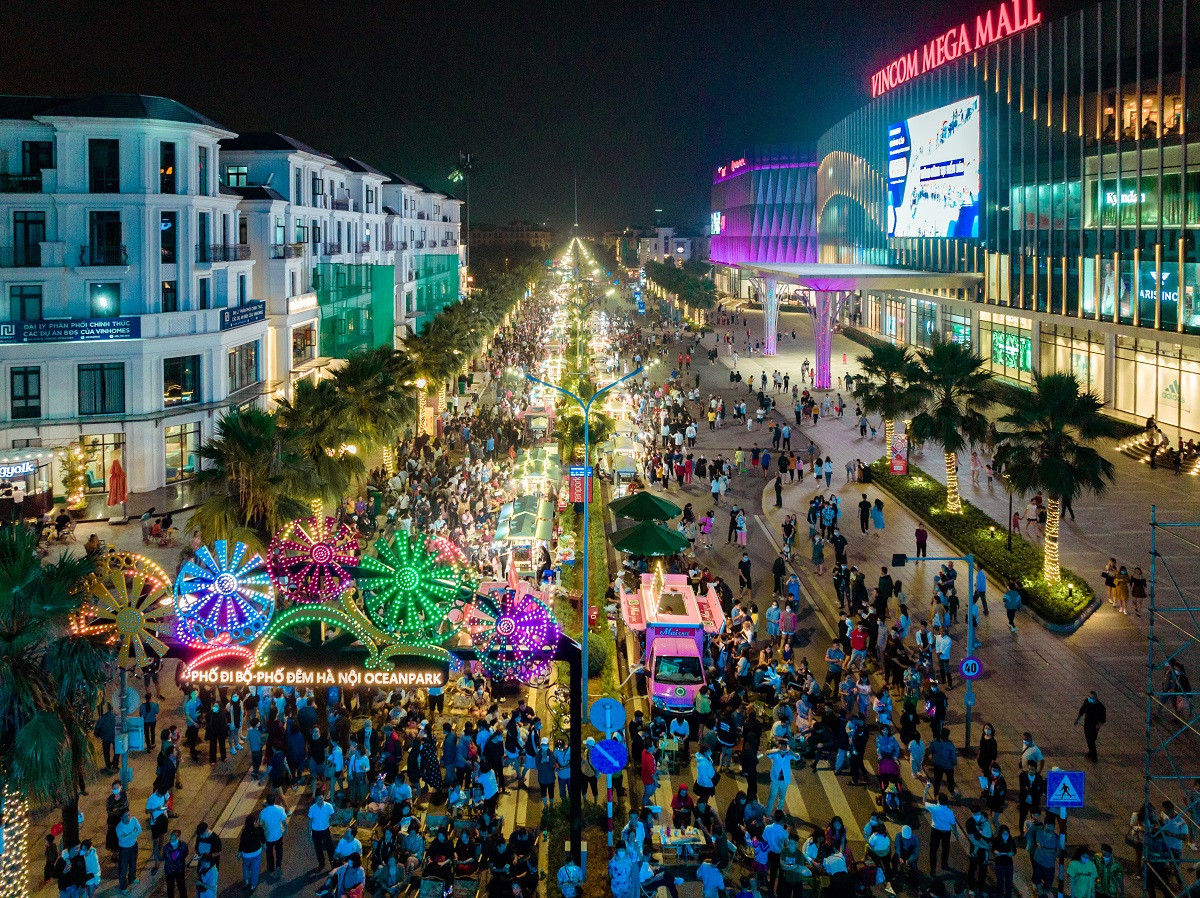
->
[0,96,464,509]
[637,227,692,264]
[0,95,268,502]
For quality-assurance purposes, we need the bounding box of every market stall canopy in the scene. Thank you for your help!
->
[612,454,638,476]
[608,490,681,522]
[512,446,562,483]
[494,494,556,543]
[610,520,689,556]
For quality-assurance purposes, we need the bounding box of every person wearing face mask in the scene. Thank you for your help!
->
[1067,845,1099,898]
[196,852,218,898]
[162,830,189,898]
[977,722,998,776]
[992,824,1018,898]
[104,780,128,859]
[1075,690,1108,762]
[1018,762,1046,834]
[145,784,170,874]
[964,804,993,894]
[227,692,243,755]
[984,762,1008,826]
[115,806,142,891]
[1094,843,1124,898]
[79,839,100,897]
[207,700,230,765]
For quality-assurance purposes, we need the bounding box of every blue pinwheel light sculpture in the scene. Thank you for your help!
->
[174,540,275,649]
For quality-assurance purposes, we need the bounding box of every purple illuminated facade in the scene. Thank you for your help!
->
[710,153,818,269]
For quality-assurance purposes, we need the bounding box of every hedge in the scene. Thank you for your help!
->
[868,458,1094,625]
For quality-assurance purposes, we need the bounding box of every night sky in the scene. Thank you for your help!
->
[0,0,1072,233]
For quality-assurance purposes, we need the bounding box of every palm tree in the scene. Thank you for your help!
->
[992,373,1119,582]
[276,378,367,508]
[852,343,928,450]
[0,525,110,865]
[189,408,314,547]
[330,348,414,451]
[909,340,995,514]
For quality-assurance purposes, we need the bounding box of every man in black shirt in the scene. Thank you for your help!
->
[737,554,753,599]
[772,553,787,596]
[858,494,872,534]
[727,505,740,543]
[1074,690,1107,762]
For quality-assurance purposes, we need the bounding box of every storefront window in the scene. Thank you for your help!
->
[227,341,260,393]
[1040,326,1106,397]
[914,299,939,348]
[945,311,971,346]
[165,422,199,483]
[80,433,125,493]
[980,312,1033,385]
[1114,338,1200,434]
[291,325,316,367]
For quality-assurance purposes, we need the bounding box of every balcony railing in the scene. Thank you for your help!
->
[269,242,306,259]
[382,240,398,251]
[399,241,408,250]
[197,243,251,262]
[413,240,425,249]
[79,244,128,266]
[0,172,43,193]
[441,239,450,247]
[0,245,41,267]
[320,242,342,256]
[331,196,350,211]
[357,241,371,253]
[416,212,428,220]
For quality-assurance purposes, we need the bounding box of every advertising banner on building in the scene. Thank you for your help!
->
[889,434,909,475]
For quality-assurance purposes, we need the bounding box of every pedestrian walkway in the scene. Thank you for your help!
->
[695,307,1191,860]
[28,657,251,897]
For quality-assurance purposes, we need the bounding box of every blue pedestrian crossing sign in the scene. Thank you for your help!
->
[1046,770,1086,808]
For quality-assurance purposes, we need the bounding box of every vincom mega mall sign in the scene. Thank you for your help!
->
[870,0,1042,97]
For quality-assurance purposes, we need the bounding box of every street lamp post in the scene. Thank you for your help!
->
[525,366,643,712]
[892,551,979,750]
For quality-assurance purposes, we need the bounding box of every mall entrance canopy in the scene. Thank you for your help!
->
[736,263,982,389]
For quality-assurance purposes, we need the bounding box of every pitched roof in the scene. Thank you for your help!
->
[384,171,422,188]
[232,185,288,202]
[337,156,387,177]
[0,93,228,130]
[382,205,399,216]
[220,131,336,161]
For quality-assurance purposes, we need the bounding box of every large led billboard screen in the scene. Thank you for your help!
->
[887,95,981,239]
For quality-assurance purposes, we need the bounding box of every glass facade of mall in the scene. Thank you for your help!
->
[817,0,1200,432]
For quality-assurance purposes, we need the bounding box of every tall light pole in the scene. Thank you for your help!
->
[525,365,643,711]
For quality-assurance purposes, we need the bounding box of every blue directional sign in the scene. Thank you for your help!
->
[591,739,628,776]
[1046,770,1085,808]
[589,697,627,733]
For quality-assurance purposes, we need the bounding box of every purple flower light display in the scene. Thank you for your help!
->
[267,516,359,604]
[464,587,561,683]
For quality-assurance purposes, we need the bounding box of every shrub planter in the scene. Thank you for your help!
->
[868,459,1100,633]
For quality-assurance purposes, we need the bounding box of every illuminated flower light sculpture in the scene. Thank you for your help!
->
[174,540,274,667]
[358,531,476,644]
[267,516,358,604]
[80,552,173,667]
[428,535,468,568]
[463,586,561,683]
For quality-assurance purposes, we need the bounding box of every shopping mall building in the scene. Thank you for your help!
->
[770,0,1199,435]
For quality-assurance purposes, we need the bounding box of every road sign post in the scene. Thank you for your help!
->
[591,738,628,847]
[1046,770,1083,898]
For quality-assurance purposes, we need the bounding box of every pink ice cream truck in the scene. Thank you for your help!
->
[619,571,725,715]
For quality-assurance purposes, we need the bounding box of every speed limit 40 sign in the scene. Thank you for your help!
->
[960,656,983,680]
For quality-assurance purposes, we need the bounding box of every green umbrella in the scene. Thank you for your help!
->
[608,490,682,522]
[609,520,690,557]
